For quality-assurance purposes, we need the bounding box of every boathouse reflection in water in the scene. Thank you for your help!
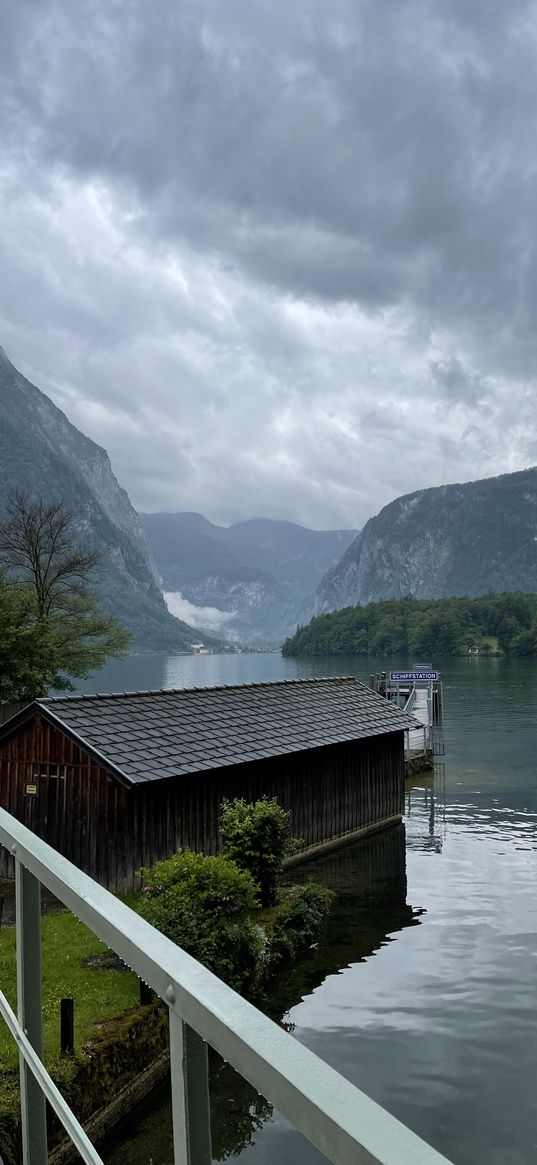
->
[107,823,425,1164]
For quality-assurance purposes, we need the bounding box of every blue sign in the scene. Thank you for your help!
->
[412,662,432,671]
[390,671,439,682]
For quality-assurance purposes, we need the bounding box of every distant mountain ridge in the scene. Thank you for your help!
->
[316,466,537,612]
[0,347,209,650]
[140,511,357,643]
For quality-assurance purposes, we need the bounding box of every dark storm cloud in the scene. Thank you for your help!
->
[429,357,490,409]
[1,0,537,525]
[4,1,532,325]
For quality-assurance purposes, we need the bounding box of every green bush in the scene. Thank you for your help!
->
[269,883,334,967]
[137,850,267,994]
[137,812,334,998]
[220,797,302,907]
[138,848,258,915]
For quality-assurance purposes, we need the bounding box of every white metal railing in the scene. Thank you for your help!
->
[404,686,417,715]
[0,809,454,1165]
[404,686,431,753]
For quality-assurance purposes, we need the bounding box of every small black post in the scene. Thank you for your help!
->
[139,978,153,1005]
[60,997,74,1055]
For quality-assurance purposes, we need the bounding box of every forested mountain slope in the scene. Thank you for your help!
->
[316,468,537,613]
[283,593,537,657]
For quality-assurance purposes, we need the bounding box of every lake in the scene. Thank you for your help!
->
[76,653,537,1165]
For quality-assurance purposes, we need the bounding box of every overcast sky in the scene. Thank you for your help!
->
[2,1,537,528]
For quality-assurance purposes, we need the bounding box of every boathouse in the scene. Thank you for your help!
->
[0,678,417,891]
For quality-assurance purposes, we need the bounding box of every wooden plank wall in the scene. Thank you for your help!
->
[139,732,405,869]
[0,715,130,887]
[0,717,404,891]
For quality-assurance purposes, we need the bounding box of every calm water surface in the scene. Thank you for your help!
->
[81,653,537,1165]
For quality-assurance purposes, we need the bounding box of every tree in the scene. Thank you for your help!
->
[0,495,130,698]
[0,576,48,700]
[220,797,302,908]
[0,494,99,617]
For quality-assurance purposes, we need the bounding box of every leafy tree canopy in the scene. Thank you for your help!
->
[0,494,130,700]
[282,592,537,658]
[220,796,302,907]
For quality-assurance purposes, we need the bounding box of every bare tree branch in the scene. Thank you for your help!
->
[0,494,99,616]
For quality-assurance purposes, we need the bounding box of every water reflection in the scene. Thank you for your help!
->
[213,827,424,1162]
[405,766,447,854]
[269,825,422,1019]
[106,826,421,1165]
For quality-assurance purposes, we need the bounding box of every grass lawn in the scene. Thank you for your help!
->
[0,905,140,1070]
[480,636,502,652]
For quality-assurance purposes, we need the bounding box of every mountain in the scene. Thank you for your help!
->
[140,512,357,643]
[316,467,537,612]
[0,347,211,650]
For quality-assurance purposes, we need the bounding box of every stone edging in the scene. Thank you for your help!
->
[48,1049,171,1165]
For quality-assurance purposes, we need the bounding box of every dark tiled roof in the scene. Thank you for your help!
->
[26,678,418,786]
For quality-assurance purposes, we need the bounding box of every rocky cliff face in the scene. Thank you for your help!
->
[316,468,537,612]
[0,348,204,649]
[141,512,357,643]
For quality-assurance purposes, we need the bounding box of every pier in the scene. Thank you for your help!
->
[403,683,436,753]
[370,667,444,771]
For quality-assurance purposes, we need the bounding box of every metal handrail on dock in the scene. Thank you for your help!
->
[0,809,453,1165]
[404,687,417,715]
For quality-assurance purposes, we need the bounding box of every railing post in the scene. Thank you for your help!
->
[60,997,75,1056]
[16,859,48,1165]
[169,1009,212,1165]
